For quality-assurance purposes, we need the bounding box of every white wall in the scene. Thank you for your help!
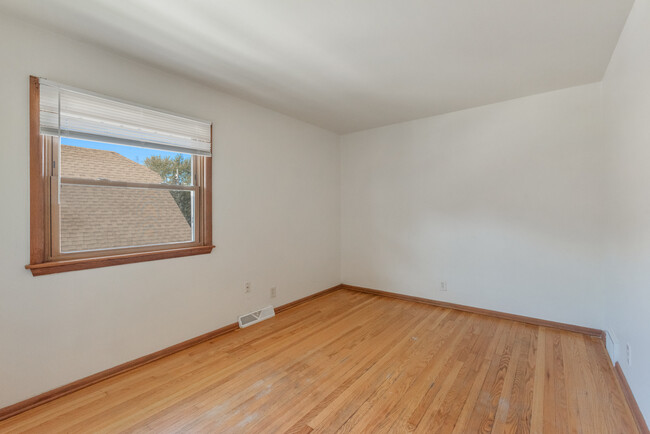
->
[0,16,340,408]
[341,83,609,329]
[602,0,650,419]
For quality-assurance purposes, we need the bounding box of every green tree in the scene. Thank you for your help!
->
[144,155,192,225]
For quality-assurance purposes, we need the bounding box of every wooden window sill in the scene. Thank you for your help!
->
[25,245,215,276]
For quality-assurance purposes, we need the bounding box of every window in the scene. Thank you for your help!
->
[27,77,213,276]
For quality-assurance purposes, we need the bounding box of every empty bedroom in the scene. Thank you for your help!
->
[0,0,648,432]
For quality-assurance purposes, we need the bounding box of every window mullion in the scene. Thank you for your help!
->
[59,177,198,191]
[49,137,61,258]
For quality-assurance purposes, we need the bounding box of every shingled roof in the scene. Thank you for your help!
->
[59,145,191,252]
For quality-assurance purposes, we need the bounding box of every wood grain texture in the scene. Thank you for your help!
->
[0,285,340,422]
[0,289,638,432]
[342,284,606,340]
[29,76,46,265]
[25,245,215,276]
[0,320,237,423]
[615,362,650,434]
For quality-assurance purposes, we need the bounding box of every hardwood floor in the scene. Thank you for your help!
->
[0,289,638,433]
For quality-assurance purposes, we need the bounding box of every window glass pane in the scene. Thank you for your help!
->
[60,184,193,252]
[60,137,193,186]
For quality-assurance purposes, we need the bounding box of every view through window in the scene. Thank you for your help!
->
[56,138,196,254]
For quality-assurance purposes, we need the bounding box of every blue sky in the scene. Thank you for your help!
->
[61,137,187,164]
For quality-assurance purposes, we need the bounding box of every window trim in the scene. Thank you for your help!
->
[49,137,203,260]
[26,76,214,276]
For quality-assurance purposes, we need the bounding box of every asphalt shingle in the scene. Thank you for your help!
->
[59,145,192,252]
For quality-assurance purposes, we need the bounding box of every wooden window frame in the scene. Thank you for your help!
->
[26,76,214,276]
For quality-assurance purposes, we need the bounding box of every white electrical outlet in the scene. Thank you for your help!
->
[440,281,448,291]
[245,282,251,293]
[626,343,632,366]
[271,286,277,298]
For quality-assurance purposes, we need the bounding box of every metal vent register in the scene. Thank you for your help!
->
[238,306,275,328]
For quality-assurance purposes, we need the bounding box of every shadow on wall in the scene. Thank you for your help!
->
[344,86,608,325]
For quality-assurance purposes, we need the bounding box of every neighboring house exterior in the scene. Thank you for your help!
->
[59,145,191,252]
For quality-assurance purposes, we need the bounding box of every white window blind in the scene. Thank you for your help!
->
[39,78,212,156]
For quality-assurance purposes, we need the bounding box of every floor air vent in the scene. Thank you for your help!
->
[238,306,275,328]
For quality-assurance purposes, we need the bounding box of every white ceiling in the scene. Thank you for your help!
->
[0,0,633,133]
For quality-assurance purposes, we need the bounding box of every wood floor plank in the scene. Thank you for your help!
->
[582,335,638,433]
[494,324,534,433]
[335,311,471,433]
[529,327,546,434]
[3,290,363,432]
[275,306,448,434]
[463,321,521,433]
[97,294,389,433]
[186,299,430,433]
[507,325,537,433]
[394,316,499,434]
[306,308,455,433]
[550,328,572,434]
[0,289,639,433]
[427,317,501,434]
[408,316,495,433]
[562,331,596,434]
[384,312,476,431]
